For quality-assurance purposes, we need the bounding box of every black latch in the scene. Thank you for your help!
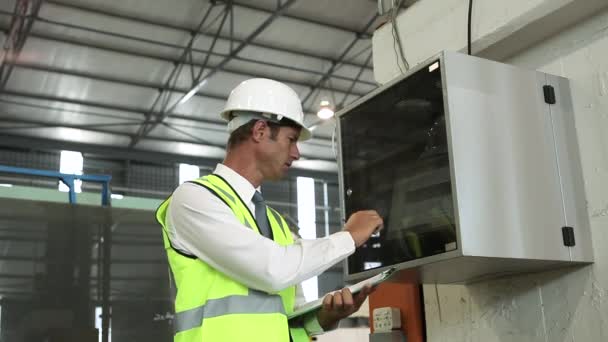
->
[562,226,575,247]
[543,85,556,104]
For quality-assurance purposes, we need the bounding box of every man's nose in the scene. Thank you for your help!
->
[291,144,300,160]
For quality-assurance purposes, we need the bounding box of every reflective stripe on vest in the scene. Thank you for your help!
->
[157,174,308,342]
[174,290,285,334]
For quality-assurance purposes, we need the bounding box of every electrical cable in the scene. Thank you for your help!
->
[468,0,473,55]
[390,0,409,73]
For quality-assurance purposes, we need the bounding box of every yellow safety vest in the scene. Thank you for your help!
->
[156,174,310,341]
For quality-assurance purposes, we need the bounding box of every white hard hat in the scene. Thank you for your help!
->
[221,78,312,141]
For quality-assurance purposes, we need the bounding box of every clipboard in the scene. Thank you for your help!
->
[287,267,397,319]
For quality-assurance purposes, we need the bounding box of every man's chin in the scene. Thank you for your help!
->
[271,168,289,180]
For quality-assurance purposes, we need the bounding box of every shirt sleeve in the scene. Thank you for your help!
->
[166,182,355,293]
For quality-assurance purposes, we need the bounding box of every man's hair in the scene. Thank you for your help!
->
[227,117,301,150]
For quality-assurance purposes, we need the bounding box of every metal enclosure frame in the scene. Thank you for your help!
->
[338,51,593,284]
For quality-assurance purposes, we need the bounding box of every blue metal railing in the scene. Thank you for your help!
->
[0,165,112,205]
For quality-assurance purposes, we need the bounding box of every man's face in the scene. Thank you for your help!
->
[259,125,301,180]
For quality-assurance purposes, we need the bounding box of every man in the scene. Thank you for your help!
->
[156,78,383,341]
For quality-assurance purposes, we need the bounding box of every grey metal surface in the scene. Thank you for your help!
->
[339,51,593,283]
[443,51,568,261]
[416,256,586,284]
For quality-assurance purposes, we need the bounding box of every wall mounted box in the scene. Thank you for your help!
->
[338,51,593,283]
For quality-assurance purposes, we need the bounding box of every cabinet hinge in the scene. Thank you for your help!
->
[543,85,556,104]
[562,226,575,247]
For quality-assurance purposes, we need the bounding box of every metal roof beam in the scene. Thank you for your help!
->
[0,116,227,148]
[0,131,336,164]
[0,0,42,91]
[8,61,229,102]
[40,1,373,71]
[0,133,218,166]
[339,51,375,108]
[0,90,333,144]
[4,46,359,112]
[302,14,378,107]
[307,51,375,131]
[1,89,222,125]
[5,60,336,119]
[0,25,371,95]
[130,0,299,147]
[230,0,374,37]
[132,1,226,146]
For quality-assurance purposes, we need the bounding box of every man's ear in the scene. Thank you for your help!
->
[251,120,267,142]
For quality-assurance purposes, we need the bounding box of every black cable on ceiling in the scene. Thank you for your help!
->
[468,0,473,55]
[391,0,410,73]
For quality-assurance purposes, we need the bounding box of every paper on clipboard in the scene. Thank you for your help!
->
[287,267,397,320]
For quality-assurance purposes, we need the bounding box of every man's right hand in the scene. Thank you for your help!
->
[344,210,384,247]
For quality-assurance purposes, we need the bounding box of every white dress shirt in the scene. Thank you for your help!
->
[165,163,355,333]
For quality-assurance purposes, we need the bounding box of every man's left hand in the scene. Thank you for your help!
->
[316,285,373,330]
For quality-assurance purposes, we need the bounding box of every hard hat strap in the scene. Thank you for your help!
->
[226,111,285,133]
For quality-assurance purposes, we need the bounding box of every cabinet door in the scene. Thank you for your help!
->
[339,60,458,278]
[443,52,569,261]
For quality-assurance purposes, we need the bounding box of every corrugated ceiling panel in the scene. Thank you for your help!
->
[5,68,157,110]
[157,90,228,121]
[189,35,232,61]
[0,94,144,121]
[40,2,186,46]
[256,17,354,60]
[345,39,375,65]
[223,59,318,88]
[19,37,174,86]
[0,97,141,129]
[0,0,375,173]
[30,5,189,63]
[0,0,16,12]
[145,123,228,147]
[49,0,214,30]
[136,139,226,160]
[29,21,184,64]
[163,117,226,132]
[237,44,375,88]
[332,63,376,84]
[0,126,131,146]
[286,0,377,32]
[238,43,328,73]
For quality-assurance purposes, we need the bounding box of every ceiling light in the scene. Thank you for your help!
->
[0,184,12,187]
[111,193,124,200]
[317,100,334,120]
[178,80,207,105]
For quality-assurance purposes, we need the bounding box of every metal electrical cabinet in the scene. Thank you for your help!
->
[338,51,593,284]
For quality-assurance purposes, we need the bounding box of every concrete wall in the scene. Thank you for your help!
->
[373,1,608,341]
[373,0,608,84]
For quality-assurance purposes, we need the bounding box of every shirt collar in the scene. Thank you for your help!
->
[213,163,259,204]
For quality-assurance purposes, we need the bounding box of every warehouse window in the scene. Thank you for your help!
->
[58,150,83,193]
[297,176,318,301]
[179,163,200,184]
[322,181,330,237]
